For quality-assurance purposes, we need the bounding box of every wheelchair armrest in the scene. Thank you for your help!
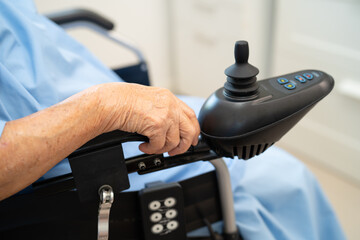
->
[46,8,114,31]
[68,130,148,158]
[65,131,148,201]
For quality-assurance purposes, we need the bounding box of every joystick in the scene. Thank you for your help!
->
[223,41,259,100]
[198,40,334,159]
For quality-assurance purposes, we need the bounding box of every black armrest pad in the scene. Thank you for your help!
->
[68,130,148,158]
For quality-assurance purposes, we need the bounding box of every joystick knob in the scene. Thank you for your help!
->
[223,41,259,100]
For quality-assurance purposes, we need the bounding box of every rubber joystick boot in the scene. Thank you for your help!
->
[223,41,259,100]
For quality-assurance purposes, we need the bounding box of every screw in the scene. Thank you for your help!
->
[138,162,146,170]
[154,158,162,166]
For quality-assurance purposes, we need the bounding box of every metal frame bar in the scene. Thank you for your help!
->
[59,21,145,62]
[210,158,238,236]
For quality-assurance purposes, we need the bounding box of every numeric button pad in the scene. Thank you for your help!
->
[139,182,186,239]
[146,196,180,236]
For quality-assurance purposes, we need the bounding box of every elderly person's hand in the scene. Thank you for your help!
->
[96,83,200,155]
[0,83,200,200]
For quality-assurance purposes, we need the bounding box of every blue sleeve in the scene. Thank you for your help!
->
[0,0,123,137]
[0,121,5,136]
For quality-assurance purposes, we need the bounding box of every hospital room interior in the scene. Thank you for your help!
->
[33,0,360,239]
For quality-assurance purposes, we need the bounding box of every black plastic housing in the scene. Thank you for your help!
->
[198,70,334,159]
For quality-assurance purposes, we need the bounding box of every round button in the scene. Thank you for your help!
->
[166,220,179,230]
[277,78,289,84]
[151,224,164,234]
[165,209,177,219]
[284,83,296,90]
[149,201,161,211]
[295,75,306,83]
[303,73,314,80]
[164,197,176,207]
[150,212,162,222]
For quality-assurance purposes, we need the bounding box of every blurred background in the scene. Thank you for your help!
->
[35,0,360,239]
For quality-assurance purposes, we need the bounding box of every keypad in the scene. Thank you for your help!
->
[148,197,179,235]
[276,72,318,91]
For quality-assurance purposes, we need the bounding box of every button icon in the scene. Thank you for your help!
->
[151,224,164,234]
[284,83,296,90]
[303,73,314,80]
[150,212,162,222]
[295,75,306,83]
[165,209,178,219]
[277,78,289,84]
[166,221,179,230]
[149,201,161,211]
[164,197,176,207]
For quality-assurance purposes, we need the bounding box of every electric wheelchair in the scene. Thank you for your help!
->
[0,9,335,240]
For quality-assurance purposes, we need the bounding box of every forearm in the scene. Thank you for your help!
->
[0,82,200,201]
[0,85,108,200]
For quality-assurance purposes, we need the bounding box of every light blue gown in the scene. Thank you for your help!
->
[0,1,346,239]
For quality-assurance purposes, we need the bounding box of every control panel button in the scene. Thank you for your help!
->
[164,197,176,207]
[165,209,177,219]
[166,221,179,230]
[150,212,162,222]
[284,83,296,90]
[303,73,314,80]
[295,75,306,83]
[149,201,161,211]
[277,78,289,84]
[151,224,164,234]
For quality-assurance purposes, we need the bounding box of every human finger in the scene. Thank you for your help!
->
[168,115,197,156]
[178,101,200,145]
[139,129,167,154]
[156,123,180,154]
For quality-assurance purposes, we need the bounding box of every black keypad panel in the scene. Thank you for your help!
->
[139,182,186,240]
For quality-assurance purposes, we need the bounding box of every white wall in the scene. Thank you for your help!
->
[34,0,172,88]
[272,0,360,185]
[271,3,360,237]
[169,0,275,98]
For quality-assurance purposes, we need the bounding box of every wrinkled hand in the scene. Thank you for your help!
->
[97,83,200,156]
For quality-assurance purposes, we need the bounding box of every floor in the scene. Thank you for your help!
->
[277,144,360,240]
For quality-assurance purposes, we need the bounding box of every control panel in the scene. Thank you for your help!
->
[270,71,323,94]
[139,182,186,240]
[198,41,334,159]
